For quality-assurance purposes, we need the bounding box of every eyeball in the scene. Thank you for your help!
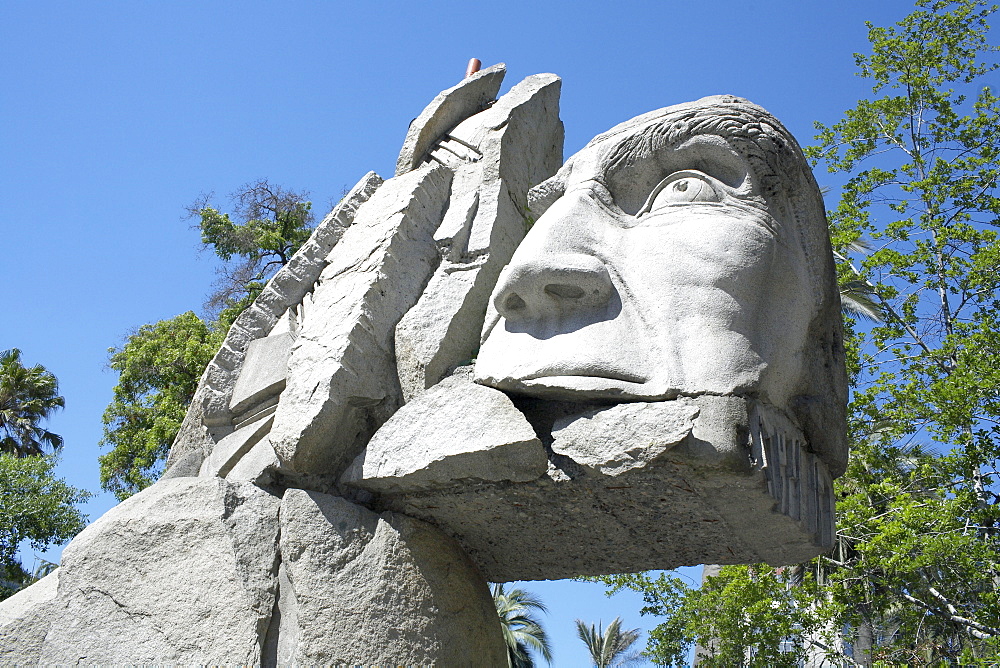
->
[638,170,724,216]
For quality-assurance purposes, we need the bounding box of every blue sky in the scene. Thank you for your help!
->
[3,0,921,664]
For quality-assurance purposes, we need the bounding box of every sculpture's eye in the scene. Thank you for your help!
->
[637,170,724,216]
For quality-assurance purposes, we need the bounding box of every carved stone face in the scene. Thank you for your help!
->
[475,96,838,416]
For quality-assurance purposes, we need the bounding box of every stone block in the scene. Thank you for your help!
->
[394,73,564,400]
[268,164,452,477]
[226,437,280,485]
[2,478,281,664]
[199,412,274,478]
[345,374,548,493]
[395,63,506,175]
[229,331,295,415]
[274,489,506,665]
[360,388,836,581]
[165,172,382,471]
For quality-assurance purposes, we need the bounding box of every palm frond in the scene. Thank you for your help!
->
[575,617,642,668]
[494,583,553,666]
[840,279,883,322]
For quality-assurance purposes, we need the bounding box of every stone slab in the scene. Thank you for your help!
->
[367,393,835,581]
[199,412,274,478]
[229,331,294,415]
[226,437,280,485]
[165,171,383,469]
[275,489,506,665]
[395,63,506,175]
[394,73,564,400]
[268,164,452,477]
[344,374,548,493]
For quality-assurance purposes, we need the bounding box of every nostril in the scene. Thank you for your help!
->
[544,284,586,299]
[504,293,527,311]
[493,254,613,321]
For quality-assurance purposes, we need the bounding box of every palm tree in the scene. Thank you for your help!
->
[575,616,644,668]
[493,583,553,667]
[0,349,65,457]
[834,240,883,323]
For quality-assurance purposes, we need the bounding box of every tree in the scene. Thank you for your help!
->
[0,349,65,457]
[0,454,90,601]
[599,1,1000,664]
[593,568,832,667]
[574,616,643,668]
[0,350,88,600]
[190,179,314,316]
[98,312,220,500]
[99,181,316,500]
[804,0,1000,661]
[493,583,553,667]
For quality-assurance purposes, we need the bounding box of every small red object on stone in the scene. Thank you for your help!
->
[465,58,482,78]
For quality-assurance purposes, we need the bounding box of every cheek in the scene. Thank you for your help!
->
[614,211,776,290]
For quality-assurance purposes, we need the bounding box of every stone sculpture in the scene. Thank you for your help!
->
[0,64,847,665]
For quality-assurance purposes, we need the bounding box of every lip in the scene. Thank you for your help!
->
[477,372,680,402]
[520,368,647,384]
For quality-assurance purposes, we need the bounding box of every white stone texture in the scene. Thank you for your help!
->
[31,89,849,659]
[551,400,700,476]
[275,489,507,665]
[372,394,836,581]
[198,412,273,478]
[394,73,564,400]
[395,63,506,176]
[164,171,383,472]
[229,330,295,415]
[0,477,281,664]
[344,374,548,493]
[0,570,59,664]
[267,164,452,476]
[226,437,281,485]
[474,95,848,477]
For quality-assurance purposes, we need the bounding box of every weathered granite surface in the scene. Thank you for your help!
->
[395,71,564,401]
[267,163,452,477]
[1,478,281,665]
[344,373,548,493]
[164,171,384,474]
[475,95,847,477]
[0,569,59,662]
[0,71,848,664]
[395,63,507,176]
[347,380,835,581]
[272,489,506,665]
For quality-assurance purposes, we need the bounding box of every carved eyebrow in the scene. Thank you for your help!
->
[604,134,751,215]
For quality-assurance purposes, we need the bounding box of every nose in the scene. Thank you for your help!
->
[493,253,613,323]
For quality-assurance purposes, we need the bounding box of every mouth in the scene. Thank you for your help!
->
[520,367,647,384]
[478,371,679,402]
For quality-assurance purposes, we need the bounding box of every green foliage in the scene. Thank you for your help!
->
[574,615,643,668]
[0,349,65,457]
[593,569,827,667]
[0,454,90,600]
[100,180,314,500]
[493,583,553,667]
[99,312,221,500]
[827,435,1000,664]
[191,179,313,315]
[804,0,1000,660]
